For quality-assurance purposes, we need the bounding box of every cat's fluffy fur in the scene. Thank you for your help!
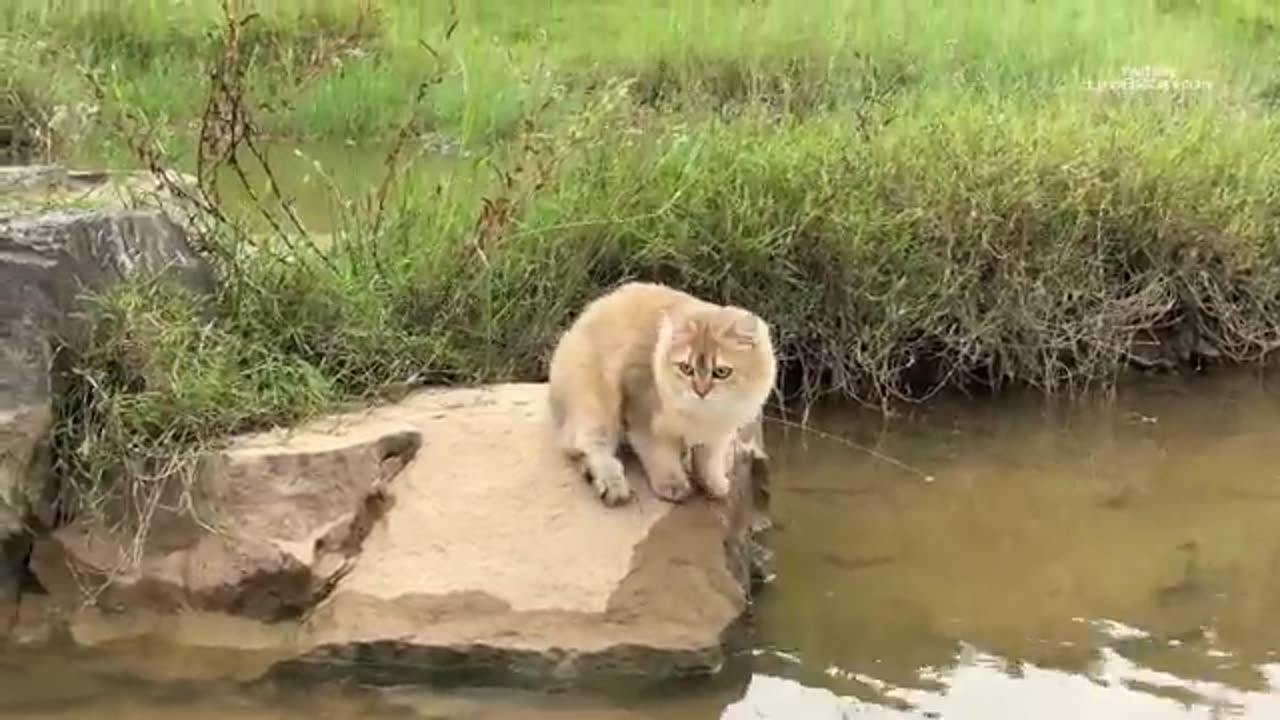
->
[547,281,776,506]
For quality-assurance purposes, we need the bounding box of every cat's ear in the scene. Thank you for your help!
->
[724,309,762,349]
[660,312,695,343]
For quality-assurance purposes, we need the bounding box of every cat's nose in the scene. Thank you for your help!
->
[692,382,711,397]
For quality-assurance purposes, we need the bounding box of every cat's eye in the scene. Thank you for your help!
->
[676,361,694,376]
[712,365,733,380]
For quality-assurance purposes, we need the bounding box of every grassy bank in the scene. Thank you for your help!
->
[13,1,1280,542]
[5,1,1280,160]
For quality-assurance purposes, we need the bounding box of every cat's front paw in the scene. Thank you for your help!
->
[694,440,734,500]
[589,457,633,507]
[650,468,693,503]
[702,471,732,499]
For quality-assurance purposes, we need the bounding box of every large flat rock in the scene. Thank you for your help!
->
[271,382,765,687]
[21,383,767,689]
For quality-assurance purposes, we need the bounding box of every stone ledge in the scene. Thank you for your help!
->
[276,383,765,689]
[21,383,769,690]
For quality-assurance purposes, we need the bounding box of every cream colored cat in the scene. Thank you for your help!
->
[547,281,777,506]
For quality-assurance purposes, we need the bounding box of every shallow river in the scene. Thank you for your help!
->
[7,369,1280,718]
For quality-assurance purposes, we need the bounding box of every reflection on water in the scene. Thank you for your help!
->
[728,651,1280,720]
[209,141,468,235]
[7,370,1280,717]
[67,140,467,235]
[752,368,1280,718]
[0,638,736,719]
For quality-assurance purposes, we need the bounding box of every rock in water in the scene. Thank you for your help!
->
[26,384,767,688]
[1,187,214,586]
[268,383,767,689]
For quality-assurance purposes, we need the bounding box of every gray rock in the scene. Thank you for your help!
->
[0,178,215,577]
[0,532,28,640]
[0,406,49,542]
[0,165,67,193]
[0,209,215,352]
[0,532,26,602]
[0,163,197,217]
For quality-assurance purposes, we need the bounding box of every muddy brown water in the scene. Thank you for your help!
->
[7,369,1280,718]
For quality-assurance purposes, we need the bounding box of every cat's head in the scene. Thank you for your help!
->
[654,304,776,411]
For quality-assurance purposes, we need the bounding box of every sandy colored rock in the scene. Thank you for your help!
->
[22,382,766,688]
[31,420,420,620]
[258,382,766,688]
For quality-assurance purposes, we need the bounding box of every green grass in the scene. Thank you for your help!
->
[13,0,1280,546]
[5,1,1280,158]
[62,93,1280,483]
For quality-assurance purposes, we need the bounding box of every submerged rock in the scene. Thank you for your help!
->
[0,183,214,584]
